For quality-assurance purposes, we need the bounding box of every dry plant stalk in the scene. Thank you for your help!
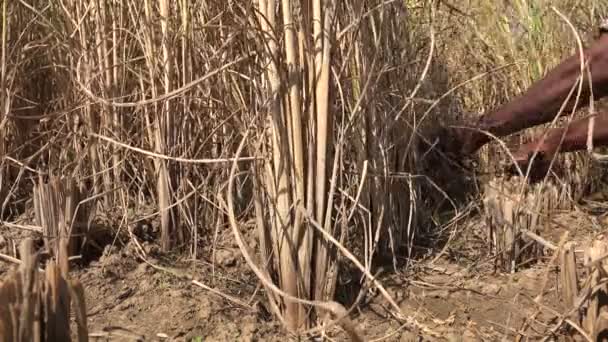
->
[560,242,579,310]
[0,239,88,342]
[33,176,86,258]
[582,239,608,340]
[0,0,6,211]
[156,0,180,251]
[559,241,579,341]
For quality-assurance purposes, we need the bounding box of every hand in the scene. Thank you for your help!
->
[505,142,556,182]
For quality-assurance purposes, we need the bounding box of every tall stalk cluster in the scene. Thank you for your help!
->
[243,0,336,330]
[235,0,448,331]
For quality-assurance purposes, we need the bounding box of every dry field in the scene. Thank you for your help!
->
[1,0,608,341]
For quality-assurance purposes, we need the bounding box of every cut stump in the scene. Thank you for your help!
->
[0,238,88,342]
[583,239,608,340]
[33,176,86,258]
[557,238,608,340]
[483,176,571,273]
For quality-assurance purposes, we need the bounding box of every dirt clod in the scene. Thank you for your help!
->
[214,248,238,267]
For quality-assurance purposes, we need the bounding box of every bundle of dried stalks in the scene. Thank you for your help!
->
[482,140,604,273]
[33,176,86,258]
[244,0,428,333]
[483,176,571,272]
[0,239,88,342]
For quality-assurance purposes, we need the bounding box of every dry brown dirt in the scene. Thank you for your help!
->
[0,201,605,341]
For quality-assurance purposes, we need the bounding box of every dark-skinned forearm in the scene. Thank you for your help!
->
[539,114,608,155]
[464,34,608,154]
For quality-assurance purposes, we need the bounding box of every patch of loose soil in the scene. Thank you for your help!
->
[75,242,286,342]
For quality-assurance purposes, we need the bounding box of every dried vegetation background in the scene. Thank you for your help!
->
[1,0,608,340]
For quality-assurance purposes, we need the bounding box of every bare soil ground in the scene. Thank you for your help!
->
[1,198,606,341]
